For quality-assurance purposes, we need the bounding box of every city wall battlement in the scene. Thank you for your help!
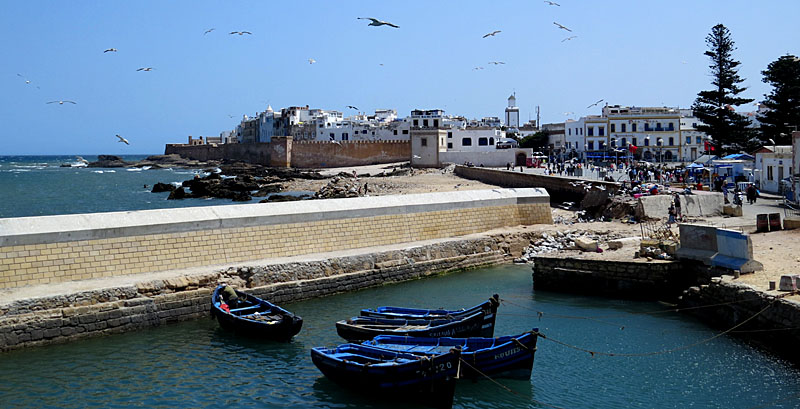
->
[0,188,551,290]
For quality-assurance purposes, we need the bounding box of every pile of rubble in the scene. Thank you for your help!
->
[314,176,365,199]
[636,245,674,260]
[514,230,619,263]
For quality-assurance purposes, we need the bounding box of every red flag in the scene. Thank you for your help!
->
[704,141,715,152]
[628,144,638,153]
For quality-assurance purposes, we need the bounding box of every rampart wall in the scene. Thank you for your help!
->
[0,188,551,290]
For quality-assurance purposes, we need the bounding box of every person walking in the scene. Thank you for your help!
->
[673,193,682,219]
[746,184,757,205]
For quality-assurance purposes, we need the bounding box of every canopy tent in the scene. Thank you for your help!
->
[721,153,755,161]
[686,163,704,169]
[693,154,718,165]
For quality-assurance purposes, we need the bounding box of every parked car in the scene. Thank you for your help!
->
[495,138,519,149]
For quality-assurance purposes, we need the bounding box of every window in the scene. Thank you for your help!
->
[588,127,594,136]
[645,138,650,146]
[632,138,638,146]
[668,123,674,131]
[621,124,626,132]
[413,119,419,127]
[489,137,495,145]
[478,137,488,146]
[421,138,427,147]
[632,123,637,132]
[342,133,349,140]
[447,132,453,138]
[610,138,616,147]
[433,119,439,127]
[393,130,398,135]
[668,137,674,146]
[599,141,605,150]
[768,166,774,181]
[621,137,627,146]
[599,126,605,136]
[329,133,334,139]
[588,141,594,150]
[686,137,691,144]
[692,123,697,128]
[568,128,571,136]
[645,123,651,132]
[610,124,615,132]
[362,130,367,134]
[447,142,453,149]
[462,137,472,146]
[423,119,429,127]
[696,136,702,144]
[580,128,583,135]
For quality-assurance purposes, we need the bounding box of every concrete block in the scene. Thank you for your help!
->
[723,205,743,216]
[785,217,800,230]
[575,237,598,252]
[607,237,642,250]
[779,275,800,291]
[677,224,718,265]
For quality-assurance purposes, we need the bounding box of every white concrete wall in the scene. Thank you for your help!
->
[439,149,531,167]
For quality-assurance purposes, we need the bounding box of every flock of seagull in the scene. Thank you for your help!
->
[18,3,597,146]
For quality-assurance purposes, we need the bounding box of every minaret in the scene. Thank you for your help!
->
[505,93,520,129]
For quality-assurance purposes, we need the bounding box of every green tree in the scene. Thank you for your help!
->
[758,54,800,145]
[519,131,548,149]
[691,24,754,153]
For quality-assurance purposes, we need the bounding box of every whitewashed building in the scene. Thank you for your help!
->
[755,146,792,193]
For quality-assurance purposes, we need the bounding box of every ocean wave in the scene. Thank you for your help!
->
[91,170,117,174]
[127,168,143,172]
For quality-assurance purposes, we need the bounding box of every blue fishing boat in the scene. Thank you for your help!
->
[336,311,489,342]
[211,285,302,341]
[360,294,500,336]
[364,329,539,380]
[311,343,460,409]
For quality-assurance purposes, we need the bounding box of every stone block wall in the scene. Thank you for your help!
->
[532,256,691,299]
[0,235,508,351]
[0,189,551,289]
[291,140,410,168]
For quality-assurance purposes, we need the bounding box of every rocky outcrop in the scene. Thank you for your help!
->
[314,176,363,199]
[151,183,176,193]
[87,155,132,168]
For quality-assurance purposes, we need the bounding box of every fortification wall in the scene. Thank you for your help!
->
[0,188,551,289]
[165,143,273,165]
[290,140,410,168]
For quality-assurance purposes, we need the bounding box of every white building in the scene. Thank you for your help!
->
[755,146,792,193]
[505,94,520,130]
[793,131,800,202]
[679,112,707,162]
[444,127,505,151]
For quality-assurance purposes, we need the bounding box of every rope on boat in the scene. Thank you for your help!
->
[532,297,776,357]
[457,358,565,409]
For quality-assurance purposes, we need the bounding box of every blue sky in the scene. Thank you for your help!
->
[2,0,799,155]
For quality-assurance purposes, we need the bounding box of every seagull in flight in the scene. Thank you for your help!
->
[116,134,130,145]
[553,22,572,32]
[308,58,316,64]
[203,28,215,35]
[482,30,501,38]
[357,17,399,28]
[544,1,561,5]
[229,31,252,35]
[563,111,574,115]
[103,48,117,53]
[488,61,505,65]
[587,99,604,108]
[136,67,154,72]
[47,100,77,105]
[561,36,577,42]
[347,105,359,110]
[472,66,485,71]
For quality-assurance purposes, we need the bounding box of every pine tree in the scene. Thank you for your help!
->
[758,55,800,145]
[691,24,754,153]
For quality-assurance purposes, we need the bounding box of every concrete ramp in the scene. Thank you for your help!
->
[710,228,763,273]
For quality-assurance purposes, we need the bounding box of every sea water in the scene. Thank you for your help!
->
[0,265,798,408]
[0,155,313,218]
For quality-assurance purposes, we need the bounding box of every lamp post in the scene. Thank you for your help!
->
[657,137,663,164]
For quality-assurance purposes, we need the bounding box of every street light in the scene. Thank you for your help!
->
[657,137,663,164]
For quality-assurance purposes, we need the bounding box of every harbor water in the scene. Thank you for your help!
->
[1,264,798,408]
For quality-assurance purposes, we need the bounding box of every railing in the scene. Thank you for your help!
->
[639,219,678,241]
[784,199,800,219]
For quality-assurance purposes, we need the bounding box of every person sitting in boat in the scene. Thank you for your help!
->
[219,283,239,309]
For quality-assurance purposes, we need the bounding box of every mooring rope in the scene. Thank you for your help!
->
[457,358,565,409]
[533,299,776,357]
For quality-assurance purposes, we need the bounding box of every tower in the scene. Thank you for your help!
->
[505,93,520,129]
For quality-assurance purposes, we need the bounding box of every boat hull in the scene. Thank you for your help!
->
[211,286,303,342]
[336,310,489,342]
[311,344,459,409]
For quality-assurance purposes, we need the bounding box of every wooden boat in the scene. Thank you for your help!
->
[311,343,460,409]
[364,329,539,380]
[336,311,490,342]
[360,294,500,337]
[211,285,302,341]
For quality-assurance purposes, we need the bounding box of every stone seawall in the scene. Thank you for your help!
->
[679,278,800,362]
[532,256,693,299]
[0,235,519,351]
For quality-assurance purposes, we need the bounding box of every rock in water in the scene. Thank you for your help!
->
[151,183,176,193]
